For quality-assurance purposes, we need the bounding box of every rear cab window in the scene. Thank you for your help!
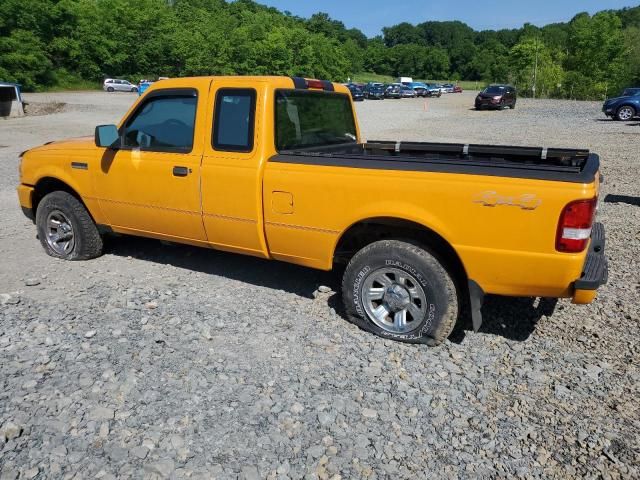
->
[274,90,357,151]
[212,89,256,152]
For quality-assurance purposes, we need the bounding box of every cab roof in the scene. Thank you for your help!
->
[144,76,349,95]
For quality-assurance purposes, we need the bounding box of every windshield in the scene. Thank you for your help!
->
[484,86,507,94]
[622,88,640,96]
[275,90,357,151]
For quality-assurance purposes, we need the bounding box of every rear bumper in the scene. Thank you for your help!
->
[572,222,608,304]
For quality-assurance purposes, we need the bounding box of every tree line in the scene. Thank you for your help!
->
[0,0,638,99]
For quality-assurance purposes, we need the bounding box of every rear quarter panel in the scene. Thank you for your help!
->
[263,161,598,298]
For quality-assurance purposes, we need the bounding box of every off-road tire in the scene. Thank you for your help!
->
[35,191,103,260]
[342,240,459,346]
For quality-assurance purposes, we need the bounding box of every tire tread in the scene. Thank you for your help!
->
[341,239,459,346]
[35,191,103,260]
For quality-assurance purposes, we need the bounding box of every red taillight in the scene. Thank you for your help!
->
[556,198,597,253]
[306,79,325,89]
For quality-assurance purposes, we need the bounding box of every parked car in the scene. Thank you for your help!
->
[602,87,640,121]
[385,84,402,99]
[103,78,138,93]
[347,84,365,101]
[401,85,417,98]
[453,85,463,93]
[364,84,386,100]
[17,75,607,346]
[403,82,429,97]
[424,84,442,97]
[412,85,427,97]
[138,81,153,96]
[475,85,516,110]
[442,83,455,93]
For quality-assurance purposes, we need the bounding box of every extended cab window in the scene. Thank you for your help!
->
[275,90,357,151]
[122,93,197,152]
[213,89,256,152]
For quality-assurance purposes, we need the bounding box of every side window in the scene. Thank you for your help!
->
[212,88,256,153]
[122,93,197,152]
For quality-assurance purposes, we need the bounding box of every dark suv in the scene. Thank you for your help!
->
[347,84,365,102]
[602,88,640,121]
[475,85,516,110]
[385,85,403,99]
[364,84,386,100]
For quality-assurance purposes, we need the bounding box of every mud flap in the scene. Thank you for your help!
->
[468,280,485,332]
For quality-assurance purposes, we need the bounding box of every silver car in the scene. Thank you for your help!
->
[103,78,138,93]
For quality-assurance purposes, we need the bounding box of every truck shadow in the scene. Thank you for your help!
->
[604,193,640,207]
[105,235,556,343]
[450,296,558,343]
[104,235,337,300]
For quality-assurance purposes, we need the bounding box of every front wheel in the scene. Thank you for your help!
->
[616,105,635,121]
[131,87,138,93]
[342,240,459,345]
[35,191,103,260]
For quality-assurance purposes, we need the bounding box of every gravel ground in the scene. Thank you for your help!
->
[1,90,639,479]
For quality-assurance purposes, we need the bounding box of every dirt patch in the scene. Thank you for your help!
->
[24,101,67,116]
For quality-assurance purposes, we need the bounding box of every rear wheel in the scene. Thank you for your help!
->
[106,86,114,92]
[616,105,635,121]
[35,191,103,260]
[342,240,459,345]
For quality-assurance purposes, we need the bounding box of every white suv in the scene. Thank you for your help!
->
[103,78,138,93]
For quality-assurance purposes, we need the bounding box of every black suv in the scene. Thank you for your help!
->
[347,84,365,102]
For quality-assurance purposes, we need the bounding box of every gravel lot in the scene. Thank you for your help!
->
[1,90,639,479]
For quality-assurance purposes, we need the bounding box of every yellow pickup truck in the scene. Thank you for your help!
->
[17,76,608,345]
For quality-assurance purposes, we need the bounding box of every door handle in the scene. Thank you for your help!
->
[173,166,190,177]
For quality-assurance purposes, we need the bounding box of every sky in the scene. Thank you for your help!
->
[254,0,640,37]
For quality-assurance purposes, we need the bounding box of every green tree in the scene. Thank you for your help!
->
[0,29,53,89]
[509,37,564,97]
[565,12,627,97]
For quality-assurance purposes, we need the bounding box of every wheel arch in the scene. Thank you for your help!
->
[619,103,637,111]
[333,216,468,285]
[32,177,93,221]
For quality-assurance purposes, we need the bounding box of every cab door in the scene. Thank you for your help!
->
[200,81,268,257]
[92,87,207,243]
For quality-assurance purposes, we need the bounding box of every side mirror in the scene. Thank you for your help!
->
[95,124,120,148]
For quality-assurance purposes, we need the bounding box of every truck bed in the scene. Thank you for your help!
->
[272,141,599,183]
